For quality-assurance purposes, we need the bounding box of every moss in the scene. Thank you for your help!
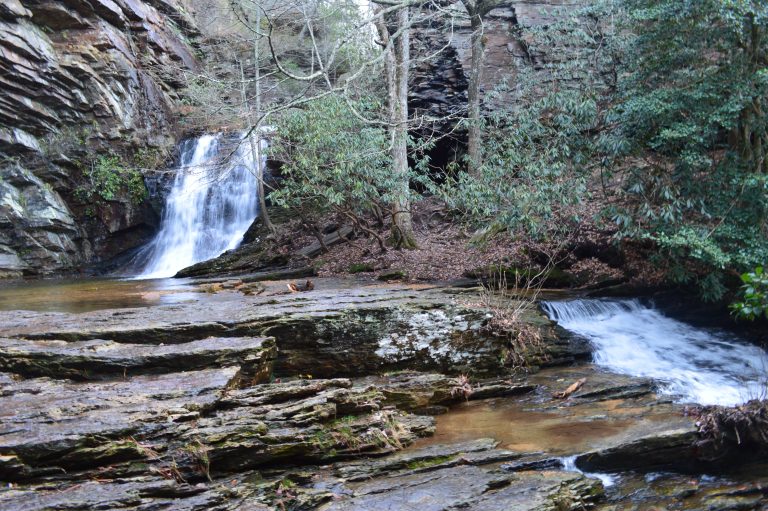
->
[63,437,148,466]
[468,264,575,289]
[349,262,375,273]
[405,454,456,470]
[377,269,408,281]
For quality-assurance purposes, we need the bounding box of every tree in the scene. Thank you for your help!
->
[602,0,768,299]
[237,3,275,233]
[439,78,597,238]
[375,3,418,248]
[460,0,501,175]
[164,1,460,250]
[269,96,393,249]
[258,0,452,249]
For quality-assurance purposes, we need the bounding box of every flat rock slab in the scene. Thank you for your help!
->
[336,438,508,480]
[0,478,233,511]
[321,465,603,511]
[575,423,702,473]
[0,336,277,380]
[0,285,556,378]
[359,371,535,413]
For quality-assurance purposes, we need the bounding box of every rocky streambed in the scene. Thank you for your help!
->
[0,279,766,510]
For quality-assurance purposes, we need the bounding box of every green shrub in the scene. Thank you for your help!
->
[600,0,768,299]
[731,267,768,320]
[269,96,401,228]
[76,153,147,205]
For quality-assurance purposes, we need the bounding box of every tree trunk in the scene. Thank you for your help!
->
[376,6,417,249]
[466,8,486,176]
[240,59,274,236]
[252,5,276,234]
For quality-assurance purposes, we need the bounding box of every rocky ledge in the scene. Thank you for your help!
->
[0,280,766,510]
[0,282,587,376]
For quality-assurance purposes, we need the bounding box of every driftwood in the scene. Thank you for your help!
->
[554,378,586,399]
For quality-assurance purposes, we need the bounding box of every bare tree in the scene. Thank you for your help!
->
[461,0,501,175]
[164,0,464,248]
[375,4,417,248]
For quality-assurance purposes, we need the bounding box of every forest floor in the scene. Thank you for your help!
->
[264,198,664,290]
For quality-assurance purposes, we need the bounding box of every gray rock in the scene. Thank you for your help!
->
[575,423,703,473]
[321,465,603,511]
[0,336,277,380]
[0,286,515,378]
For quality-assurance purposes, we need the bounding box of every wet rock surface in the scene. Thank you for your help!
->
[1,280,766,510]
[322,464,603,511]
[0,283,574,378]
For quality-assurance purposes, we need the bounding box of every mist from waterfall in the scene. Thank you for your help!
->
[135,133,263,279]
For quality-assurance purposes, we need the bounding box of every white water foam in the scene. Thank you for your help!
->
[542,299,768,406]
[560,455,616,487]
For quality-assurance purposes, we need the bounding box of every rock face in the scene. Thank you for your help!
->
[0,0,199,276]
[411,1,587,135]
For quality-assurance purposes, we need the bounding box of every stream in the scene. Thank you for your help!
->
[542,298,768,406]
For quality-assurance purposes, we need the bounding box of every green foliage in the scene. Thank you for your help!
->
[349,262,375,273]
[269,96,401,223]
[76,153,147,205]
[436,7,608,239]
[440,80,598,238]
[731,266,768,320]
[600,0,768,299]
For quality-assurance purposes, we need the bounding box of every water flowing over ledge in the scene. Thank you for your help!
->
[133,133,265,279]
[542,298,768,406]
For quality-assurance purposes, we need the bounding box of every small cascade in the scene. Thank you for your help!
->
[542,299,768,406]
[135,133,264,279]
[559,455,616,487]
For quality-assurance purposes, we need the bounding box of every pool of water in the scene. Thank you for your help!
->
[0,277,200,313]
[411,388,682,457]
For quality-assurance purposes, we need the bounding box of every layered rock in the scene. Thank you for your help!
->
[0,336,277,380]
[0,283,582,377]
[0,0,199,276]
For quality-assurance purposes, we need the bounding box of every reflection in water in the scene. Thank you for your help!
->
[0,278,199,313]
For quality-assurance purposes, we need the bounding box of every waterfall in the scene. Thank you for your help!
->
[135,133,264,279]
[542,298,768,406]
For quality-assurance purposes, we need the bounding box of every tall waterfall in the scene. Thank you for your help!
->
[136,133,263,279]
[542,298,768,406]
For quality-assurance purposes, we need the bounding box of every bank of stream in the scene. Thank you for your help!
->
[0,277,766,510]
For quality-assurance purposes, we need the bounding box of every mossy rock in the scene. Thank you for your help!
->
[465,265,575,289]
[378,269,408,281]
[349,262,375,274]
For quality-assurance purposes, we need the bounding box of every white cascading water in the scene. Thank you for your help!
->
[136,133,264,279]
[542,299,768,406]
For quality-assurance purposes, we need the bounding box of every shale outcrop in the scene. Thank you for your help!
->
[0,0,199,276]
